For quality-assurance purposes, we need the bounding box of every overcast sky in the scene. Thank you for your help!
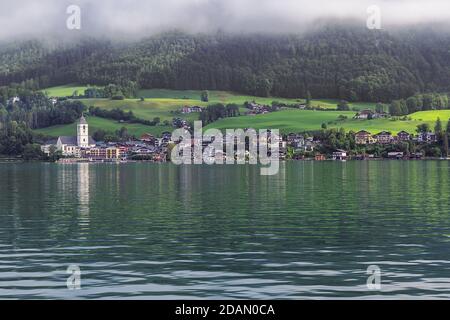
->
[1,0,450,40]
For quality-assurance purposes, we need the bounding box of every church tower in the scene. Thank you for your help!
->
[77,115,89,147]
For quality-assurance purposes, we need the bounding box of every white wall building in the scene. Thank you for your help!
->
[42,115,95,157]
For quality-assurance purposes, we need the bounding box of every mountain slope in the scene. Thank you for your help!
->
[1,26,450,102]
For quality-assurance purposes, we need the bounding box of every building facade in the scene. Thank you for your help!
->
[42,115,96,157]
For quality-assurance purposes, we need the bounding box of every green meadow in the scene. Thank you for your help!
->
[79,98,204,122]
[37,86,449,137]
[43,85,376,111]
[138,89,376,111]
[137,89,304,106]
[409,110,450,122]
[42,84,99,97]
[204,110,353,133]
[206,109,450,134]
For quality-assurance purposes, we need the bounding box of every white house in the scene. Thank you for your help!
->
[417,132,437,143]
[8,96,20,105]
[332,150,348,161]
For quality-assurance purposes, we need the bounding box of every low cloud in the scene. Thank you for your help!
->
[1,0,450,41]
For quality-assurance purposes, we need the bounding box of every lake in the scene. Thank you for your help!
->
[0,161,449,299]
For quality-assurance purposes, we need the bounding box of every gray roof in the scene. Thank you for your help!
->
[58,136,95,145]
[59,136,77,145]
[44,139,58,145]
[79,115,87,125]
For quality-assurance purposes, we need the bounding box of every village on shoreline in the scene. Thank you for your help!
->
[2,89,450,164]
[36,114,449,164]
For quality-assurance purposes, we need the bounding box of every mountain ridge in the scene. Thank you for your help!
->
[1,26,450,102]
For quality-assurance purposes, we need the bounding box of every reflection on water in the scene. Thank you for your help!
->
[0,161,450,299]
[77,163,90,236]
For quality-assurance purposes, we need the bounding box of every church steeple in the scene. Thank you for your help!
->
[77,114,89,147]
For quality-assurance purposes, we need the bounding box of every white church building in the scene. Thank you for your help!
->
[42,115,96,157]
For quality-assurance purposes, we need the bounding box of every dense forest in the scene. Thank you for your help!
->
[0,86,85,129]
[1,26,450,102]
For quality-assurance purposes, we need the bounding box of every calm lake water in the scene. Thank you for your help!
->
[0,161,450,299]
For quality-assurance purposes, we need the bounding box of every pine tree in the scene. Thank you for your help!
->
[435,117,443,137]
[445,119,450,157]
[444,133,449,157]
[306,91,312,107]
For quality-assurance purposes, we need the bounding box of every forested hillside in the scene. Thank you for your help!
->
[1,26,450,102]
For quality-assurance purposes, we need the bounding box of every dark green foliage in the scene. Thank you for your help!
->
[314,128,355,153]
[83,82,137,99]
[417,123,431,133]
[0,86,85,129]
[89,106,160,126]
[0,121,35,156]
[337,100,350,111]
[89,106,134,121]
[392,93,450,115]
[200,103,240,125]
[22,143,44,160]
[201,90,209,102]
[0,85,87,157]
[375,103,387,113]
[92,129,108,142]
[3,28,450,101]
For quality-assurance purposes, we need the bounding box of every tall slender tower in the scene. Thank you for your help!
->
[77,115,89,147]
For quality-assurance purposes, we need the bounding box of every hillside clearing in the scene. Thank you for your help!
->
[206,109,448,134]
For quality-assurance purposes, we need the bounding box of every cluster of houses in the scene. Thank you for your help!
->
[8,96,21,105]
[181,106,203,114]
[171,130,289,162]
[41,116,170,162]
[286,133,316,153]
[172,118,190,129]
[354,130,437,145]
[354,109,389,119]
[40,115,442,163]
[318,150,425,161]
[246,102,278,115]
[285,129,440,161]
[8,95,58,106]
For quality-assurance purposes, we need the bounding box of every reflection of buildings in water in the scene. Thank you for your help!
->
[265,161,287,204]
[57,163,76,203]
[77,163,90,234]
[178,165,195,210]
[240,162,288,211]
[274,160,286,187]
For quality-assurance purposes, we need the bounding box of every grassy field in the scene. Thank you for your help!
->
[409,110,450,122]
[35,116,171,138]
[310,99,377,111]
[206,109,449,134]
[79,98,205,122]
[42,84,99,97]
[138,89,376,111]
[137,89,304,105]
[43,85,376,110]
[205,110,356,133]
[38,86,449,137]
[35,108,450,138]
[41,86,376,127]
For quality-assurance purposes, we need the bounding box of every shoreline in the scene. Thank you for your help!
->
[1,158,449,164]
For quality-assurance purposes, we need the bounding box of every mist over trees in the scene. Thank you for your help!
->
[2,27,450,102]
